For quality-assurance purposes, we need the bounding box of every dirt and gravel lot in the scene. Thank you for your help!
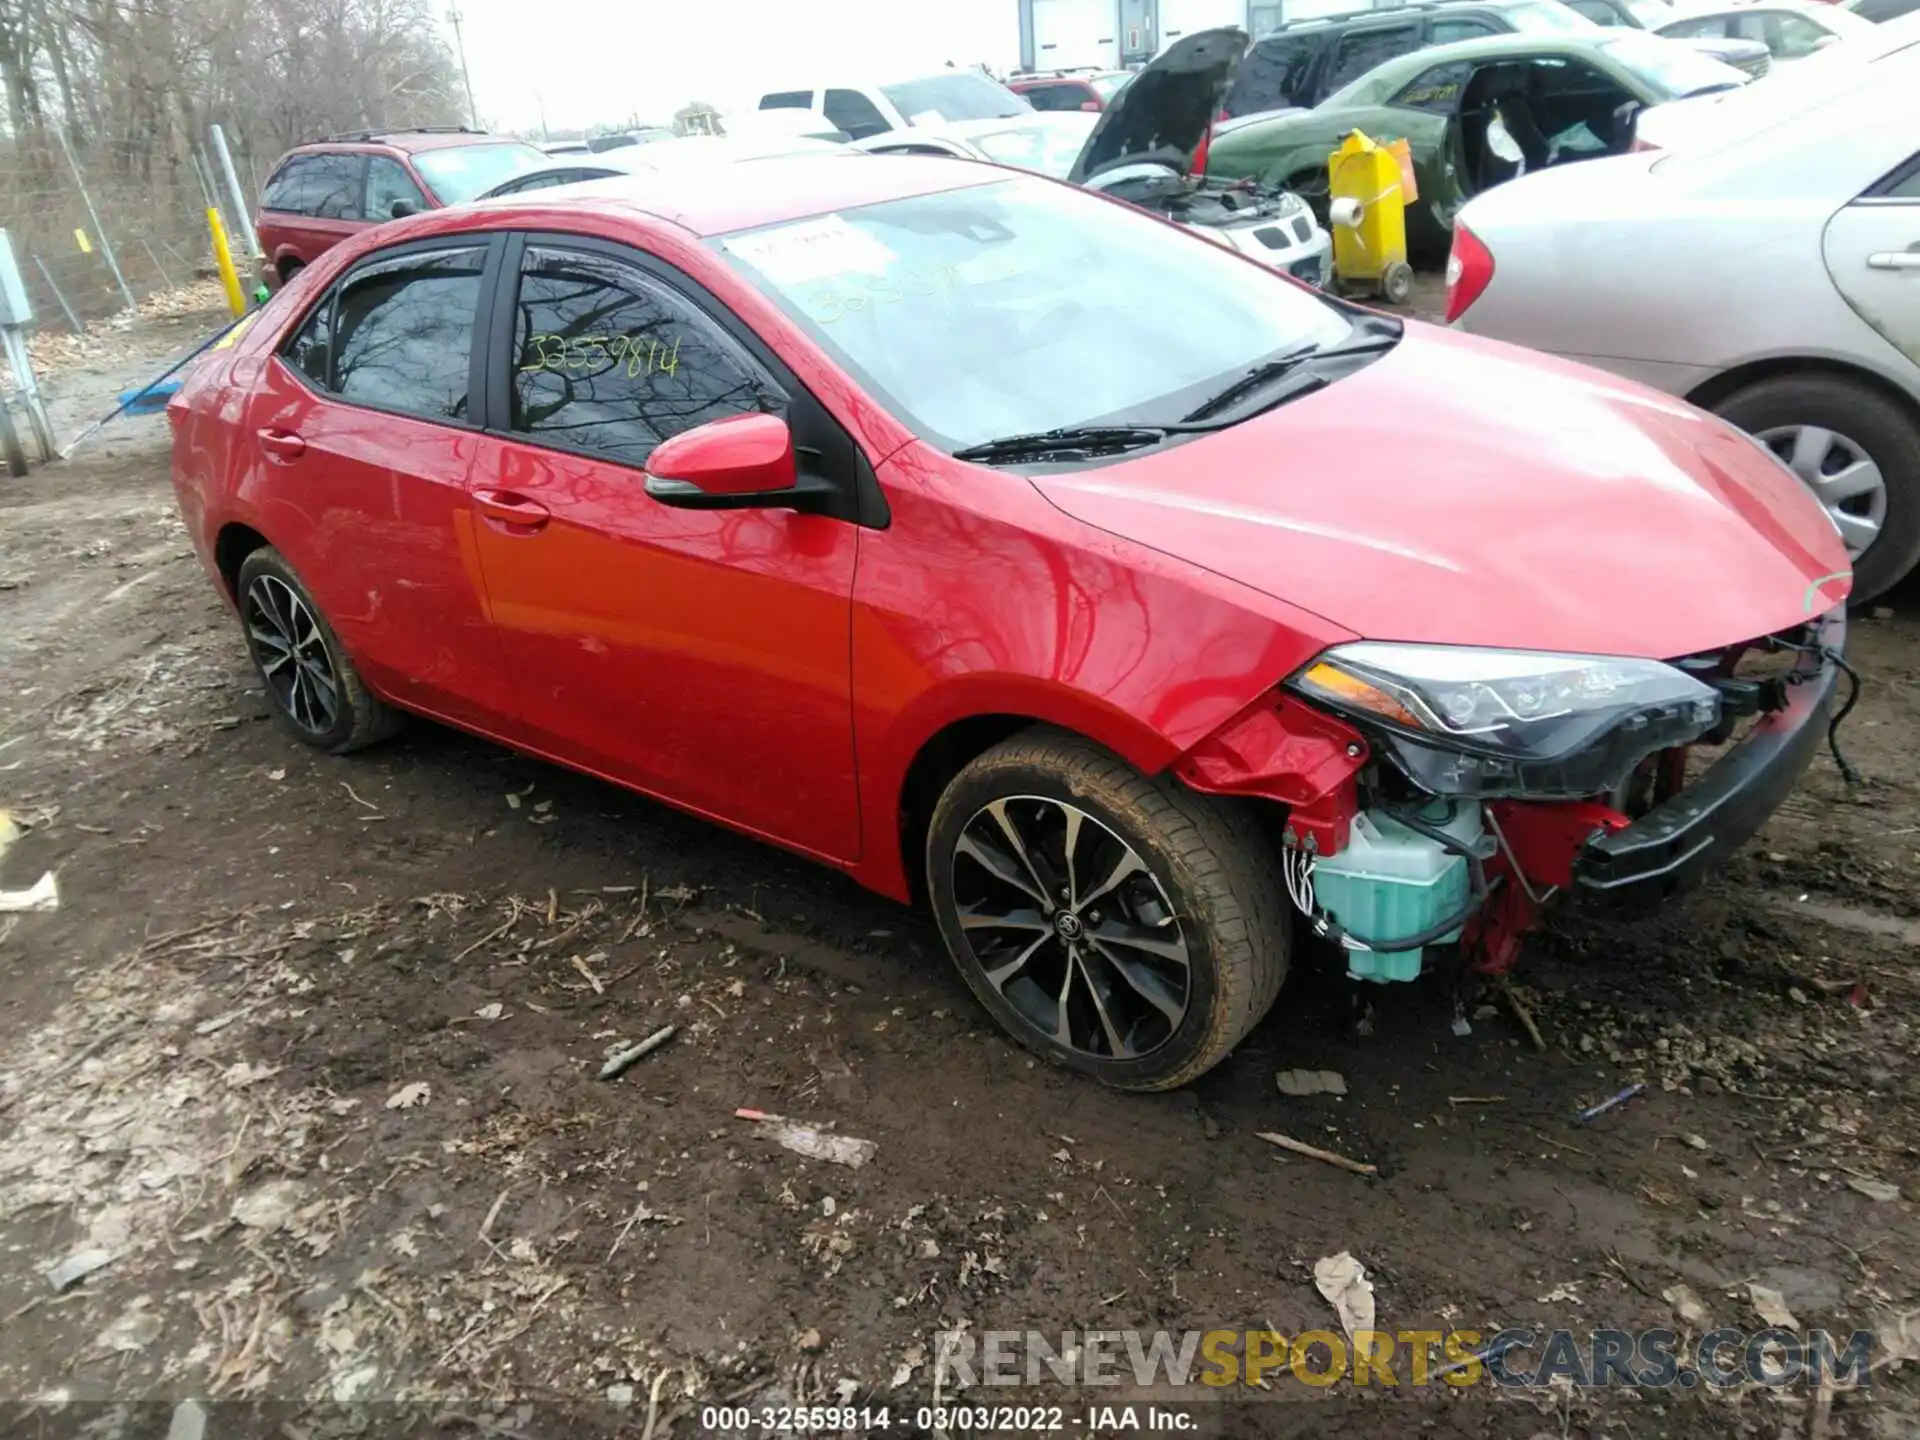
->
[1,296,1918,1439]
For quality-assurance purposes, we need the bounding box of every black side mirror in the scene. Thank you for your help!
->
[389,199,418,219]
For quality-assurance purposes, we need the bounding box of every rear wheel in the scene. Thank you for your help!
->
[1714,373,1920,605]
[927,730,1288,1091]
[236,547,402,753]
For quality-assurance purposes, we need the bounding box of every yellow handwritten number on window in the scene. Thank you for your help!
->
[519,334,680,379]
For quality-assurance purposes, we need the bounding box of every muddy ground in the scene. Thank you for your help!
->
[1,295,1917,1439]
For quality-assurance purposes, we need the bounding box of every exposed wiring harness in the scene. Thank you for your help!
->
[1286,804,1491,955]
[1764,631,1863,786]
[1822,645,1863,786]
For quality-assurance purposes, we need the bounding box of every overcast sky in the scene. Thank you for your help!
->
[453,0,1025,135]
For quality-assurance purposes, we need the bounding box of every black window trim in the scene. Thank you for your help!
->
[273,232,505,432]
[1864,151,1920,202]
[481,230,890,529]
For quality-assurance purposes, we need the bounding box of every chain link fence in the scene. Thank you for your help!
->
[1,125,270,334]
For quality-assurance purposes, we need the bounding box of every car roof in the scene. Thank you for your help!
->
[1261,0,1533,33]
[296,129,524,154]
[1666,0,1836,14]
[469,151,1000,237]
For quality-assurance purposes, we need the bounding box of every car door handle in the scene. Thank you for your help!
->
[256,427,306,461]
[1867,251,1920,271]
[474,489,550,533]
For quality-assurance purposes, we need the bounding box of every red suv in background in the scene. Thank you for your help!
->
[1007,70,1134,111]
[254,127,544,286]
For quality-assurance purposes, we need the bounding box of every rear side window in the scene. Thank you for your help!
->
[1326,25,1423,90]
[510,247,784,467]
[1660,14,1730,37]
[1022,81,1092,111]
[1563,0,1620,24]
[823,88,891,139]
[1870,152,1920,199]
[1429,15,1503,41]
[292,247,485,420]
[261,153,363,218]
[761,90,812,109]
[1225,33,1317,113]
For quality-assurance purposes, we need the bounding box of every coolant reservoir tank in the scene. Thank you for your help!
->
[1313,803,1487,983]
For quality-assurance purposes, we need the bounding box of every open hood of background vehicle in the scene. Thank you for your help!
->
[1031,327,1851,658]
[1068,27,1248,185]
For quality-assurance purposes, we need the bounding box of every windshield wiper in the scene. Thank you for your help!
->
[1180,334,1401,423]
[952,425,1169,464]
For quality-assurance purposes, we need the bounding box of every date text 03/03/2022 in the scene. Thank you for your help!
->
[698,1405,1195,1432]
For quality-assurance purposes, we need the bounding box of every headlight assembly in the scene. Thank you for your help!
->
[1290,642,1720,798]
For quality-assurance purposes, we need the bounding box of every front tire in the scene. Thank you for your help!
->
[236,547,402,753]
[1713,373,1920,605]
[927,730,1289,1091]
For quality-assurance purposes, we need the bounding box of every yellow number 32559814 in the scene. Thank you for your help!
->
[520,333,681,379]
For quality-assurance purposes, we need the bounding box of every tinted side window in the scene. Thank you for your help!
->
[1562,0,1619,23]
[823,88,891,139]
[261,157,315,213]
[332,247,484,420]
[1023,82,1088,111]
[274,154,362,219]
[511,247,784,468]
[1871,153,1920,199]
[761,90,812,109]
[364,157,427,220]
[1738,11,1829,55]
[1394,59,1473,113]
[490,168,610,197]
[1326,25,1422,90]
[1430,15,1503,41]
[1226,34,1318,114]
[1661,15,1729,36]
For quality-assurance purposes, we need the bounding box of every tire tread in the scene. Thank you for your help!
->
[931,728,1289,1091]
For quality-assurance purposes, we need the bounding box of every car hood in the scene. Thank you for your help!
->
[1032,326,1851,658]
[1068,27,1247,184]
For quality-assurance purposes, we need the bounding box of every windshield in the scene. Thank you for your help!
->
[1599,30,1752,94]
[413,142,547,203]
[1623,0,1673,24]
[716,175,1350,452]
[1092,72,1135,100]
[882,73,1032,122]
[1501,0,1602,30]
[969,115,1099,177]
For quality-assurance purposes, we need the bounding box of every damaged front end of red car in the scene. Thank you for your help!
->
[1177,610,1851,995]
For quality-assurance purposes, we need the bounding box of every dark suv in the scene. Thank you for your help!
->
[1223,0,1755,116]
[255,127,545,286]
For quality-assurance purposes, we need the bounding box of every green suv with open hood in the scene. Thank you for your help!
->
[1204,29,1748,255]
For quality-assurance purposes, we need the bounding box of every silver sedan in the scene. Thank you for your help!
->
[1447,18,1920,600]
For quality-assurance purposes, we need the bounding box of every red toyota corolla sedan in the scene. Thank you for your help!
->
[169,153,1853,1090]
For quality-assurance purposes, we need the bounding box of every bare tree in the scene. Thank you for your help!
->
[0,0,467,320]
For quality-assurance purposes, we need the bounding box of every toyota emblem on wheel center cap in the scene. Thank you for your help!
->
[1055,911,1085,941]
